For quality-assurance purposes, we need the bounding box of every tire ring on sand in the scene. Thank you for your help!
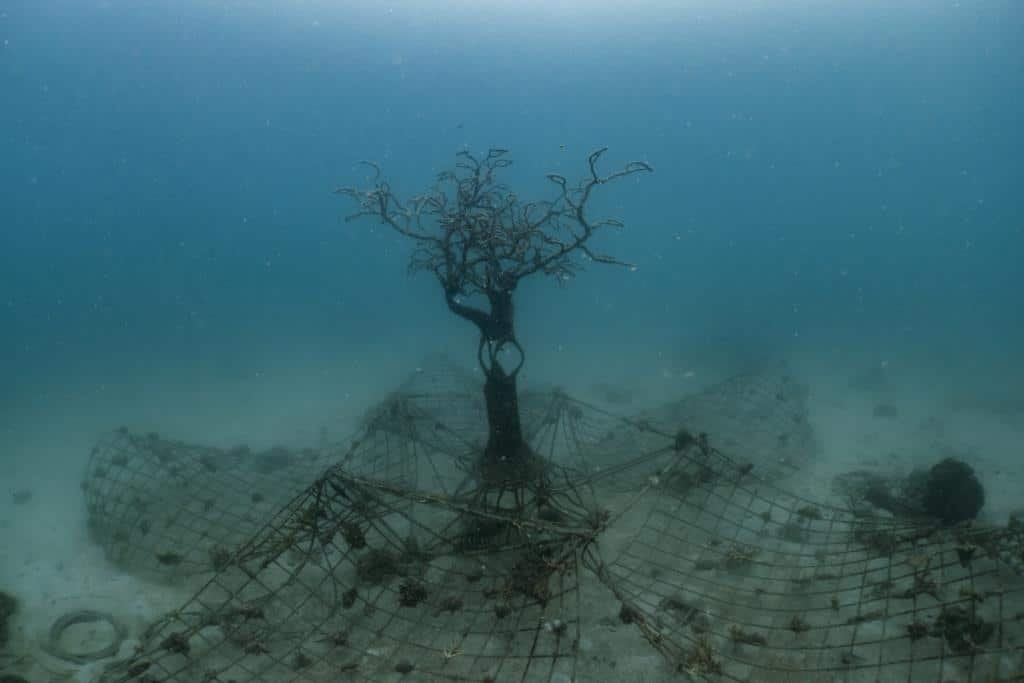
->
[45,610,126,664]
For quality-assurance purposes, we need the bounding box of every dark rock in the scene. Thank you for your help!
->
[10,490,31,505]
[921,458,985,525]
[834,459,985,525]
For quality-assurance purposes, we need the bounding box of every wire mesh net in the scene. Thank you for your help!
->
[82,359,1024,683]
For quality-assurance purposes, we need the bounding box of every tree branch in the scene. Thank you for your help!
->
[338,147,651,343]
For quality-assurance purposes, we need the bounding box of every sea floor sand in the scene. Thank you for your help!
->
[2,346,1022,682]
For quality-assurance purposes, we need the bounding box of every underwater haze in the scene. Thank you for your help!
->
[3,1,1023,430]
[1,0,1023,679]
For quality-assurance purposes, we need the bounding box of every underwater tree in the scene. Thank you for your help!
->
[338,148,651,489]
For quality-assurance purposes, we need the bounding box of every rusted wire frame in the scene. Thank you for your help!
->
[84,366,1024,683]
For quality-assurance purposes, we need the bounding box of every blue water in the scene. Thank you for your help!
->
[1,4,1023,681]
[1,1,1021,457]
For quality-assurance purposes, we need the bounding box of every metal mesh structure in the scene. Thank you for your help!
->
[82,361,1024,683]
[641,366,817,481]
[598,451,1024,682]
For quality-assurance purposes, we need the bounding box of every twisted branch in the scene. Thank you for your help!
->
[337,148,652,370]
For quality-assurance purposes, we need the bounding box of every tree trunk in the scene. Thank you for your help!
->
[484,369,525,461]
[479,368,543,487]
[474,288,544,487]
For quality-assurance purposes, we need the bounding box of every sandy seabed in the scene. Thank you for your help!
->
[2,345,1022,682]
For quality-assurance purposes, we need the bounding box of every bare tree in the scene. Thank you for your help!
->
[338,148,652,488]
